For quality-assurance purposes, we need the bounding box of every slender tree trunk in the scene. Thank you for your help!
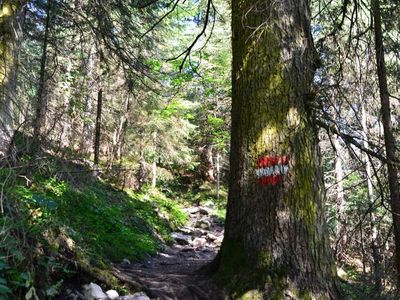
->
[371,0,400,282]
[138,143,146,190]
[333,132,346,257]
[361,104,382,292]
[360,219,367,274]
[151,131,157,188]
[200,145,215,182]
[113,97,131,161]
[81,44,95,155]
[216,152,221,199]
[213,0,339,297]
[116,99,130,161]
[59,60,73,148]
[0,1,22,156]
[93,86,103,165]
[206,146,214,181]
[31,0,51,156]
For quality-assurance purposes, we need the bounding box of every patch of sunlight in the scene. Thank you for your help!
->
[255,126,278,153]
[240,290,263,300]
[0,2,14,18]
[287,106,301,128]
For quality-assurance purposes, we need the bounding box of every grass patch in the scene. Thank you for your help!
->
[0,168,188,298]
[15,176,187,261]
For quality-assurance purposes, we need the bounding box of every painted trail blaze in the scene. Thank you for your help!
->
[255,155,289,186]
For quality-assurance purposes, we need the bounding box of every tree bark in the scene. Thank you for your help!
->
[333,132,346,258]
[0,1,22,156]
[31,0,51,156]
[112,96,131,161]
[361,104,382,292]
[81,44,95,155]
[371,0,400,283]
[213,0,339,298]
[199,145,215,182]
[59,60,73,148]
[151,131,157,188]
[93,86,103,165]
[216,151,221,199]
[138,142,146,190]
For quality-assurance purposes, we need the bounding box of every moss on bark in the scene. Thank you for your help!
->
[214,0,339,298]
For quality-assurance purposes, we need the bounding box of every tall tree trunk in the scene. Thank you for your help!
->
[213,0,339,297]
[31,0,51,156]
[112,96,131,161]
[151,131,157,188]
[93,86,103,165]
[81,44,95,155]
[216,151,221,199]
[333,132,346,258]
[199,145,215,182]
[138,140,146,190]
[59,60,73,148]
[371,0,400,282]
[361,104,382,292]
[0,1,22,156]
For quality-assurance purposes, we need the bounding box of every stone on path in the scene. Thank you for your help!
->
[195,219,211,230]
[171,232,192,245]
[187,207,200,214]
[206,233,217,241]
[192,228,205,237]
[119,292,150,300]
[83,283,108,300]
[179,226,193,234]
[191,237,207,248]
[105,289,119,299]
[199,207,209,215]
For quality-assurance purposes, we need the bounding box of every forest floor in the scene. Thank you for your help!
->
[112,205,225,299]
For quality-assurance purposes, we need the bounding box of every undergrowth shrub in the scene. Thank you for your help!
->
[0,169,188,298]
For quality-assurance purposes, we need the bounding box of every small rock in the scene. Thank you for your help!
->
[195,219,211,230]
[171,232,192,245]
[179,227,193,234]
[192,237,207,248]
[337,268,348,279]
[207,233,217,241]
[161,247,176,255]
[199,207,209,215]
[210,215,224,225]
[83,283,107,300]
[181,246,195,252]
[64,289,82,300]
[216,236,224,243]
[192,229,205,237]
[201,247,214,253]
[122,258,131,265]
[105,290,119,299]
[188,207,200,214]
[119,292,150,300]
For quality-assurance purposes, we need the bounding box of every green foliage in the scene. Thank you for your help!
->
[338,266,385,300]
[163,180,227,221]
[0,168,188,297]
[15,177,187,261]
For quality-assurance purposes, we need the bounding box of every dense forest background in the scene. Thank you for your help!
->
[0,0,399,299]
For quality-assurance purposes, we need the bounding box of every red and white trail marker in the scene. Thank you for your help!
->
[255,155,289,186]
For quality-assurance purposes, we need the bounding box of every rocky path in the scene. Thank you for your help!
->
[112,206,225,300]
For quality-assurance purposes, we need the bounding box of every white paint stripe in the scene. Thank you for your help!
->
[256,164,289,178]
[283,165,289,175]
[273,165,280,175]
